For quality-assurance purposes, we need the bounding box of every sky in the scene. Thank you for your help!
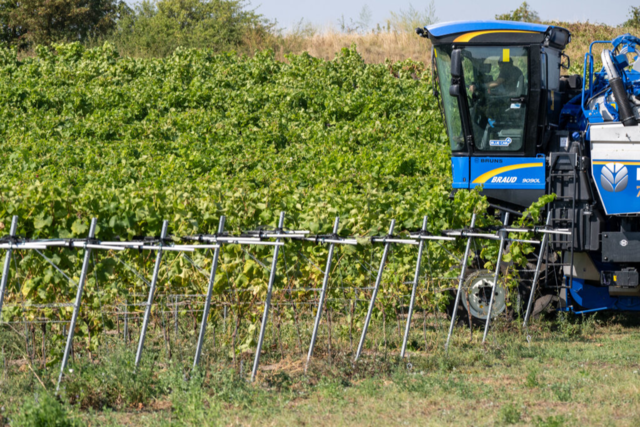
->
[253,0,636,31]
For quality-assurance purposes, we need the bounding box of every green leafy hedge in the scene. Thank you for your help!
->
[0,42,485,349]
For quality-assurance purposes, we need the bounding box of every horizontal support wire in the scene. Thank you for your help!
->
[4,303,74,309]
[3,320,71,325]
[0,219,568,346]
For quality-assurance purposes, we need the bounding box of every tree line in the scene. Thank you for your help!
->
[0,0,638,57]
[0,0,274,55]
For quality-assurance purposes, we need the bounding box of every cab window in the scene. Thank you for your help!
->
[463,46,529,152]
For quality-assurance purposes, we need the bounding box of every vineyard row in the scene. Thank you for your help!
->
[0,210,573,391]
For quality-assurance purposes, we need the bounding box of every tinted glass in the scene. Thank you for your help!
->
[463,46,529,152]
[435,47,465,152]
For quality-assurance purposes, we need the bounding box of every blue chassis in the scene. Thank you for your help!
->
[562,277,640,314]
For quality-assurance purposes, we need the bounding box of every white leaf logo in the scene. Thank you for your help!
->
[601,163,628,192]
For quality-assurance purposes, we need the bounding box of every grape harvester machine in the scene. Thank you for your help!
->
[417,21,640,320]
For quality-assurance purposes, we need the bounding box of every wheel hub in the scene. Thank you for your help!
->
[462,271,507,320]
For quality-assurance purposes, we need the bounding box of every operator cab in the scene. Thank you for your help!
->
[418,21,573,208]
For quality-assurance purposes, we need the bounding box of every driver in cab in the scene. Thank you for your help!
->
[469,57,522,96]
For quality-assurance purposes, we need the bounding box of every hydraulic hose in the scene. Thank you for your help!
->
[602,49,638,127]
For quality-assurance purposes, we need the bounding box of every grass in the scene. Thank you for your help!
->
[2,310,640,426]
[276,30,431,64]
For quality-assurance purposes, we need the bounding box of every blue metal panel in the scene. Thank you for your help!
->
[451,157,470,189]
[469,156,546,190]
[569,278,640,311]
[591,160,640,215]
[426,20,549,37]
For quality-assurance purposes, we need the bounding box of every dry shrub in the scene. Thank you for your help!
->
[274,22,636,66]
[276,30,432,64]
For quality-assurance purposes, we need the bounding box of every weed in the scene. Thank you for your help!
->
[209,369,268,410]
[12,392,83,427]
[551,383,572,402]
[169,372,220,426]
[526,367,540,388]
[392,370,435,395]
[499,403,521,425]
[264,371,292,392]
[440,375,474,399]
[533,414,569,427]
[358,377,382,397]
[316,376,349,401]
[60,345,158,410]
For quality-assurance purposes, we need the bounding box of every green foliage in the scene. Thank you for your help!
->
[0,42,476,352]
[625,6,640,29]
[504,193,555,266]
[60,346,158,409]
[495,2,540,23]
[12,392,83,427]
[110,0,275,57]
[2,0,128,47]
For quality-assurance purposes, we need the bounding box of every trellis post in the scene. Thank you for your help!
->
[251,211,285,382]
[0,216,19,318]
[305,217,339,372]
[56,218,97,394]
[193,216,225,368]
[134,220,169,369]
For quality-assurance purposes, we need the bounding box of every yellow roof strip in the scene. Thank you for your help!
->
[453,30,537,43]
[472,163,543,184]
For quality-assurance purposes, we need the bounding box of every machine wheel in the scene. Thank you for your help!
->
[530,294,559,318]
[461,270,508,323]
[444,269,508,325]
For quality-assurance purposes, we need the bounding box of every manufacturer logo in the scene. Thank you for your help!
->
[489,137,512,147]
[491,176,517,184]
[601,162,628,192]
[480,159,503,163]
[621,239,629,247]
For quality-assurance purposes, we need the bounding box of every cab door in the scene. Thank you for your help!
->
[462,46,545,191]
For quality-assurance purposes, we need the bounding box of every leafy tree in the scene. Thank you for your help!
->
[110,0,275,57]
[625,6,640,29]
[0,0,21,44]
[4,0,129,46]
[495,2,540,23]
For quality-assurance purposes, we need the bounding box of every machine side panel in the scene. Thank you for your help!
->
[602,232,640,262]
[570,278,640,311]
[470,156,545,190]
[451,157,470,189]
[590,124,640,215]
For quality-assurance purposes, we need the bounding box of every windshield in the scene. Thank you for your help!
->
[435,46,529,153]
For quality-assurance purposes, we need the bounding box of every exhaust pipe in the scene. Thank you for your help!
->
[602,49,638,127]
